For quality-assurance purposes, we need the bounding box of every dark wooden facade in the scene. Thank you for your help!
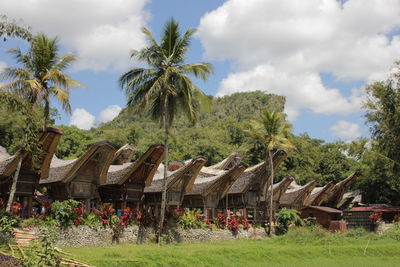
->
[98,144,164,209]
[300,206,342,228]
[182,163,246,218]
[41,141,116,210]
[144,157,207,208]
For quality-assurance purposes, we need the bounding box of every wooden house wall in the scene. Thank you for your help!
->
[300,208,341,228]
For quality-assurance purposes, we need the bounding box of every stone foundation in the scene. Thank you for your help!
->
[42,226,268,247]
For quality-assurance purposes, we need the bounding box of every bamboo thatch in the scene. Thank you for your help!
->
[40,141,116,185]
[206,152,243,170]
[266,176,295,203]
[145,157,207,193]
[185,163,247,199]
[337,189,362,209]
[0,128,62,180]
[304,182,335,207]
[112,144,135,165]
[228,150,287,195]
[322,173,358,208]
[104,144,164,186]
[280,180,318,208]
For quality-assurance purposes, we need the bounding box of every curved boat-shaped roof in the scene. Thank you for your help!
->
[280,180,318,207]
[105,144,164,186]
[145,157,207,193]
[112,144,135,165]
[205,152,243,171]
[41,141,116,185]
[337,189,362,209]
[323,173,358,208]
[1,127,63,179]
[304,182,335,207]
[187,163,247,198]
[265,176,295,203]
[228,150,287,194]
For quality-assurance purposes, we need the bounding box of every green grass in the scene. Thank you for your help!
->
[63,228,400,267]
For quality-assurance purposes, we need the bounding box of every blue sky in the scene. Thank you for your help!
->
[1,0,400,142]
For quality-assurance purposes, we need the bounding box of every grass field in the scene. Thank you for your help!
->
[64,228,400,267]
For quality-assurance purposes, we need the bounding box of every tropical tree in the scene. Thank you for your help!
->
[119,18,213,243]
[0,14,32,41]
[0,33,83,129]
[247,110,294,235]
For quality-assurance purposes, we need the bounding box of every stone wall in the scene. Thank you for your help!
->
[49,226,268,247]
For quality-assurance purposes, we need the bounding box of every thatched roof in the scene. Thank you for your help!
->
[1,127,63,179]
[337,189,362,209]
[112,144,135,165]
[304,182,335,207]
[41,141,116,185]
[323,173,358,208]
[301,206,342,214]
[145,157,207,193]
[228,150,287,194]
[280,180,318,207]
[187,163,247,198]
[105,144,164,186]
[266,176,295,202]
[206,152,243,170]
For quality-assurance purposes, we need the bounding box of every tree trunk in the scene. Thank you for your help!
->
[158,109,169,245]
[6,157,22,213]
[44,99,50,130]
[267,150,274,235]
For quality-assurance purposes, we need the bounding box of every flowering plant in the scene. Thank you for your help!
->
[369,212,382,223]
[119,208,132,227]
[11,202,22,215]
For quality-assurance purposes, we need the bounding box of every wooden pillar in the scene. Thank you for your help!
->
[84,199,90,214]
[121,201,127,210]
[253,208,257,222]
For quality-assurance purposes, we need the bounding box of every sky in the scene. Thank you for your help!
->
[1,0,400,142]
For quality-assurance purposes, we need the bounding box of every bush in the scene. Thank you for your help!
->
[275,208,303,235]
[384,222,400,241]
[20,217,42,228]
[0,211,17,233]
[50,200,80,227]
[345,227,368,238]
[177,210,207,229]
[81,213,102,228]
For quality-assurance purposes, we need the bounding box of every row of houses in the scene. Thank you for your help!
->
[0,128,359,221]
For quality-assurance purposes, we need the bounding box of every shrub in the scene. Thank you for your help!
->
[275,208,303,235]
[20,217,42,228]
[81,213,102,228]
[383,222,400,241]
[0,211,17,233]
[345,227,368,238]
[178,210,206,229]
[303,217,316,228]
[50,199,80,227]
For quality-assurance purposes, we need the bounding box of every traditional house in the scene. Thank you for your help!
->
[144,157,207,209]
[322,173,358,208]
[182,163,246,218]
[300,206,342,228]
[98,144,164,209]
[279,180,318,209]
[304,182,335,207]
[40,141,116,210]
[337,189,362,210]
[0,128,63,215]
[224,150,288,221]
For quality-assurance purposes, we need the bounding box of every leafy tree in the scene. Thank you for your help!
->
[247,110,294,235]
[119,18,213,243]
[0,14,32,41]
[0,33,83,129]
[0,93,41,213]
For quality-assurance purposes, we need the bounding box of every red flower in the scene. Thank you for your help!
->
[369,212,382,222]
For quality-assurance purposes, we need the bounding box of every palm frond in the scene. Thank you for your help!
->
[178,62,213,81]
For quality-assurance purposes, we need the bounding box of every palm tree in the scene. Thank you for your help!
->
[0,33,83,129]
[248,110,294,235]
[119,18,213,243]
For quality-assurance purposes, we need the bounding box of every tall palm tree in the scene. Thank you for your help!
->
[119,18,213,243]
[248,110,294,235]
[0,33,83,129]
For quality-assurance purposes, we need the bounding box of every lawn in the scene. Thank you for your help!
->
[64,229,400,267]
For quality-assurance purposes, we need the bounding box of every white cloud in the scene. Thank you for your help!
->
[97,105,122,123]
[0,61,7,69]
[0,0,150,71]
[70,108,95,130]
[330,120,361,140]
[198,0,400,119]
